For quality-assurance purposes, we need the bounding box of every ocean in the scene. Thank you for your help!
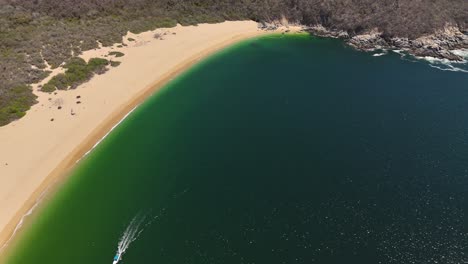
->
[3,34,468,264]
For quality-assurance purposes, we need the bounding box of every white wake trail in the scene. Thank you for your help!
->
[113,214,147,263]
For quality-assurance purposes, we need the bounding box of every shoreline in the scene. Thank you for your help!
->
[0,21,302,260]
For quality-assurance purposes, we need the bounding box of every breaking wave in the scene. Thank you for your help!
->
[421,56,468,73]
[389,48,468,73]
[373,52,387,57]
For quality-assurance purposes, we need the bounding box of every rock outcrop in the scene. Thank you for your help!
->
[408,26,468,60]
[348,29,388,50]
[306,25,468,61]
[307,25,349,39]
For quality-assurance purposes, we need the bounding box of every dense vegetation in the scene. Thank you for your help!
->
[0,0,466,125]
[41,57,109,93]
[0,84,36,126]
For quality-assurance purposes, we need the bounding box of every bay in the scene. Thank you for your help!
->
[4,34,468,264]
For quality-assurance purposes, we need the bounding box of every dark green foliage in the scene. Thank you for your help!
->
[0,84,37,126]
[110,61,121,67]
[48,73,70,90]
[41,83,56,93]
[108,51,124,57]
[64,57,88,69]
[43,57,109,92]
[87,58,109,74]
[62,58,90,88]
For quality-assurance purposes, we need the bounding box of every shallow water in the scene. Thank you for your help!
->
[4,34,468,264]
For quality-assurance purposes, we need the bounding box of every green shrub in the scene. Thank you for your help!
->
[110,61,121,67]
[49,73,70,90]
[154,18,178,28]
[108,51,124,57]
[41,83,56,93]
[61,57,91,88]
[64,57,87,69]
[87,58,109,74]
[0,85,37,126]
[42,57,109,91]
[38,70,52,80]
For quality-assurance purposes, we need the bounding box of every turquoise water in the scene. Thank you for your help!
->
[3,34,468,264]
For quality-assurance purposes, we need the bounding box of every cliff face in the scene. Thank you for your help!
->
[0,0,467,125]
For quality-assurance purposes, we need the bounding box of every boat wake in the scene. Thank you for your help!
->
[112,209,166,264]
[112,214,147,264]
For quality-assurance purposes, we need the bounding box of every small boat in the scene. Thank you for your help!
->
[112,252,121,264]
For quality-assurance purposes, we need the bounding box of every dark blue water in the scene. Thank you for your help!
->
[4,34,468,264]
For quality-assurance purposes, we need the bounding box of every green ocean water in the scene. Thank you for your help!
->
[3,34,468,264]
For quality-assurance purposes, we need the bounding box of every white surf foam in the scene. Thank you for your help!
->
[418,56,468,73]
[76,104,140,164]
[427,63,468,73]
[451,49,468,59]
[391,49,411,61]
[373,52,387,57]
[0,185,53,253]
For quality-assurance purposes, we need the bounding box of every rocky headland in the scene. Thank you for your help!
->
[307,25,467,61]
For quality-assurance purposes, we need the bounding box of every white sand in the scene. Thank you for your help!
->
[0,21,302,257]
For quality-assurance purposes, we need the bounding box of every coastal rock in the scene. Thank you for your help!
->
[306,24,349,39]
[348,29,388,51]
[390,37,411,49]
[306,23,467,61]
[407,26,468,61]
[411,48,463,61]
[413,26,468,50]
[258,22,280,31]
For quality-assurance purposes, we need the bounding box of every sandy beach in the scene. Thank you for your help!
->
[0,20,301,257]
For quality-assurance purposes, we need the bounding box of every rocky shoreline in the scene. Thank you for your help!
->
[305,25,468,62]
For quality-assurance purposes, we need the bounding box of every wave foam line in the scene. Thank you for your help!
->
[76,104,140,164]
[373,52,387,57]
[421,56,468,73]
[391,49,468,73]
[0,104,141,254]
[411,55,468,73]
[0,184,53,253]
[451,49,468,59]
[428,63,468,73]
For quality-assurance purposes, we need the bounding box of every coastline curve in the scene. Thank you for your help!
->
[0,22,300,260]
